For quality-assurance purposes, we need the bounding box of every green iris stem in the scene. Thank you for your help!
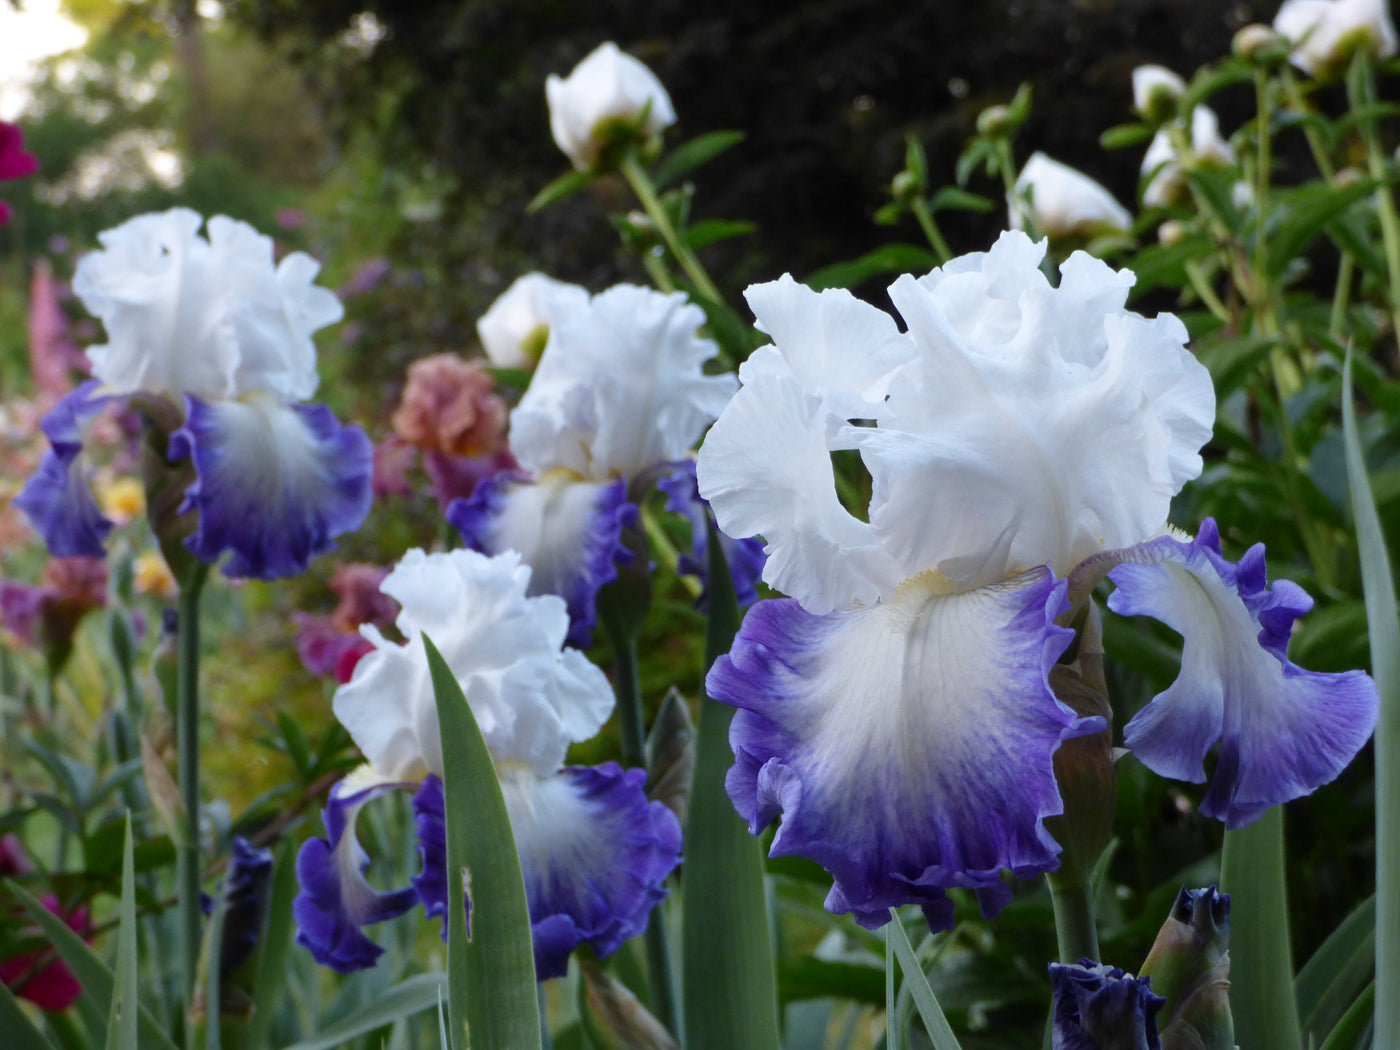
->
[1220,807,1303,1050]
[1046,873,1099,965]
[993,139,1027,238]
[1330,252,1355,343]
[619,152,724,307]
[1253,70,1274,329]
[1349,52,1400,339]
[605,626,678,1035]
[909,196,953,264]
[176,560,209,1008]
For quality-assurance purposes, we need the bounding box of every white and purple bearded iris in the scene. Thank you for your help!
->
[448,282,762,643]
[697,230,1378,932]
[15,208,370,579]
[293,547,681,979]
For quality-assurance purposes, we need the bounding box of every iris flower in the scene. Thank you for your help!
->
[293,547,681,979]
[15,208,370,579]
[697,231,1377,931]
[449,282,759,644]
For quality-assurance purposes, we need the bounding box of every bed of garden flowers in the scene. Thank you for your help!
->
[2,2,1400,1048]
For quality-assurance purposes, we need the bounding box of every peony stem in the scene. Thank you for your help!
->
[176,560,209,1006]
[620,151,724,306]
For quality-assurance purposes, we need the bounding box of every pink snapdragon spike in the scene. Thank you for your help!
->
[696,231,1377,933]
[15,209,372,578]
[0,121,39,225]
[294,562,395,682]
[293,548,681,979]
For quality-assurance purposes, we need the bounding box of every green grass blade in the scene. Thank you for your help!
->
[1296,895,1376,1045]
[423,633,542,1050]
[5,879,178,1050]
[104,814,138,1050]
[1220,807,1304,1050]
[1318,982,1375,1050]
[0,980,60,1050]
[1343,348,1400,1048]
[681,525,781,1050]
[277,974,446,1050]
[885,924,900,1050]
[245,840,299,1050]
[887,914,963,1050]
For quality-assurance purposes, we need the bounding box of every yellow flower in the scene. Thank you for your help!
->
[134,549,177,600]
[98,476,145,526]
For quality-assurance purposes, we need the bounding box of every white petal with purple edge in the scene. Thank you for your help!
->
[170,394,372,579]
[499,762,681,979]
[292,765,417,973]
[709,568,1098,931]
[446,470,634,648]
[1107,520,1379,827]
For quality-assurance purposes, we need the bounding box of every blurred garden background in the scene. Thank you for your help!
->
[1,1,1395,1047]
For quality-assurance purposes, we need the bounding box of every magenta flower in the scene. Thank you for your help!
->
[0,121,39,225]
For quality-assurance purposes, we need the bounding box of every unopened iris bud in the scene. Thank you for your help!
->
[1139,886,1234,1050]
[1049,959,1166,1050]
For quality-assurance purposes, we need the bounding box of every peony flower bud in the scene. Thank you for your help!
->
[1132,66,1186,124]
[1233,24,1291,66]
[476,272,589,369]
[545,42,676,171]
[1010,152,1133,239]
[1274,0,1397,77]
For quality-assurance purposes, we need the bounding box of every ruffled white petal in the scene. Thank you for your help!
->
[73,209,340,403]
[861,232,1213,578]
[509,283,737,481]
[334,548,615,778]
[696,347,901,612]
[742,275,914,417]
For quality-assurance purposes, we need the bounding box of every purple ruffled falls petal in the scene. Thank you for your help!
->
[657,458,767,609]
[446,470,636,648]
[412,765,682,981]
[14,381,117,558]
[409,776,456,936]
[1106,519,1380,828]
[709,569,1101,932]
[293,775,417,973]
[169,395,373,579]
[1049,959,1165,1050]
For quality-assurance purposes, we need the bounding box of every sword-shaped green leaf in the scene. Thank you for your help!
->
[423,633,541,1050]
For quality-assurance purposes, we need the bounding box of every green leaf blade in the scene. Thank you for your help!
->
[653,130,745,186]
[424,633,541,1050]
[1342,349,1400,1047]
[887,915,963,1050]
[681,525,781,1050]
[104,814,138,1050]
